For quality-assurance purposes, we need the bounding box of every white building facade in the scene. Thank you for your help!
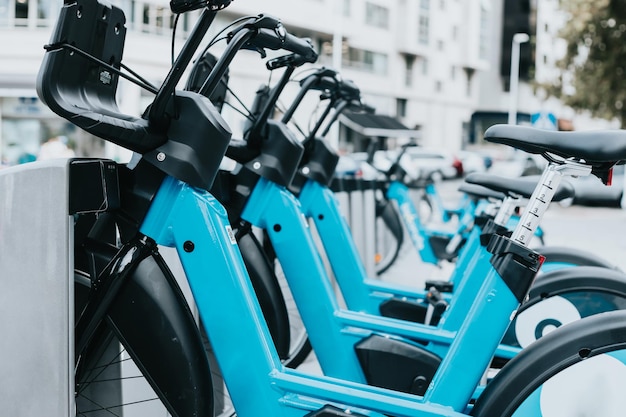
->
[0,0,496,165]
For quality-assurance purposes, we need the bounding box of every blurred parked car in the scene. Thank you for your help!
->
[457,150,489,175]
[569,164,624,208]
[405,147,463,180]
[489,151,546,178]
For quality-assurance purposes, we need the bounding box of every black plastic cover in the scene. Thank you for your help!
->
[487,234,544,303]
[290,137,340,193]
[186,50,229,112]
[479,219,512,246]
[299,137,340,185]
[144,91,232,190]
[69,159,120,214]
[355,334,441,396]
[379,298,428,324]
[305,405,368,417]
[427,280,454,293]
[243,120,304,187]
[429,235,465,261]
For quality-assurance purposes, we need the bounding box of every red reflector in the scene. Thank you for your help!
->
[538,254,546,268]
[607,167,614,186]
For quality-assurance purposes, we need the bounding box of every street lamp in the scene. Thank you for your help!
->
[508,33,530,125]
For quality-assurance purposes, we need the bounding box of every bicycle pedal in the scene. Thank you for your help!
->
[424,280,453,293]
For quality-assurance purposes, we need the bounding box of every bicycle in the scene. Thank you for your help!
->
[31,0,314,414]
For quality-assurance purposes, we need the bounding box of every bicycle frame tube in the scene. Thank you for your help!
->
[424,182,475,223]
[298,179,382,313]
[139,176,475,417]
[387,181,439,264]
[298,180,477,310]
[240,177,367,383]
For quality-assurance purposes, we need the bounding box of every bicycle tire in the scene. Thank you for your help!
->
[273,258,313,369]
[374,197,404,275]
[75,273,171,417]
[500,266,626,350]
[472,309,626,416]
[74,247,214,417]
[533,245,619,270]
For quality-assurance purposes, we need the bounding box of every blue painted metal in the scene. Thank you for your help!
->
[138,176,486,417]
[242,177,367,382]
[387,181,441,264]
[424,268,521,410]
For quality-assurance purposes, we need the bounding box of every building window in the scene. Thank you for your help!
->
[479,0,490,60]
[343,0,350,17]
[437,40,444,51]
[15,0,29,26]
[421,58,429,75]
[365,2,389,29]
[435,80,443,92]
[418,0,430,45]
[396,98,407,118]
[451,65,456,80]
[452,25,458,40]
[343,46,388,74]
[404,55,415,86]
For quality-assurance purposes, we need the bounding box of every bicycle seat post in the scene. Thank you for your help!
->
[511,159,591,246]
[492,195,519,226]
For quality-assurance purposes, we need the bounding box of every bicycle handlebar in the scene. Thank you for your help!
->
[252,28,318,62]
[170,0,232,14]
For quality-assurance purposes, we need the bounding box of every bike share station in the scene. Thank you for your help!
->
[10,0,626,413]
[0,160,74,416]
[0,159,190,416]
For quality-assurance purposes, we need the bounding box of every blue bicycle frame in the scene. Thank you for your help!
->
[140,174,532,416]
[299,179,484,309]
[250,172,529,378]
[386,181,455,265]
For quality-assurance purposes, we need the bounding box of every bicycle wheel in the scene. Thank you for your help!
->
[74,245,215,417]
[273,258,313,368]
[472,309,626,416]
[75,273,170,417]
[499,266,626,350]
[374,197,404,275]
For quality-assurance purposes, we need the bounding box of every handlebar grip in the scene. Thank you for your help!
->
[252,27,318,62]
[339,79,360,99]
[266,53,315,70]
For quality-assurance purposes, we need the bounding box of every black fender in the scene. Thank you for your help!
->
[94,245,213,417]
[529,265,626,305]
[498,266,626,351]
[376,197,404,247]
[238,230,291,359]
[473,310,626,416]
[534,245,619,270]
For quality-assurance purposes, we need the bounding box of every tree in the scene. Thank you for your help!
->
[544,0,626,127]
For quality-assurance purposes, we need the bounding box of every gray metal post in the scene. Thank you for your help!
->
[0,160,73,416]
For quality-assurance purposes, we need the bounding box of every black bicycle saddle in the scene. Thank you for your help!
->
[457,182,506,201]
[465,173,574,202]
[485,124,626,164]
